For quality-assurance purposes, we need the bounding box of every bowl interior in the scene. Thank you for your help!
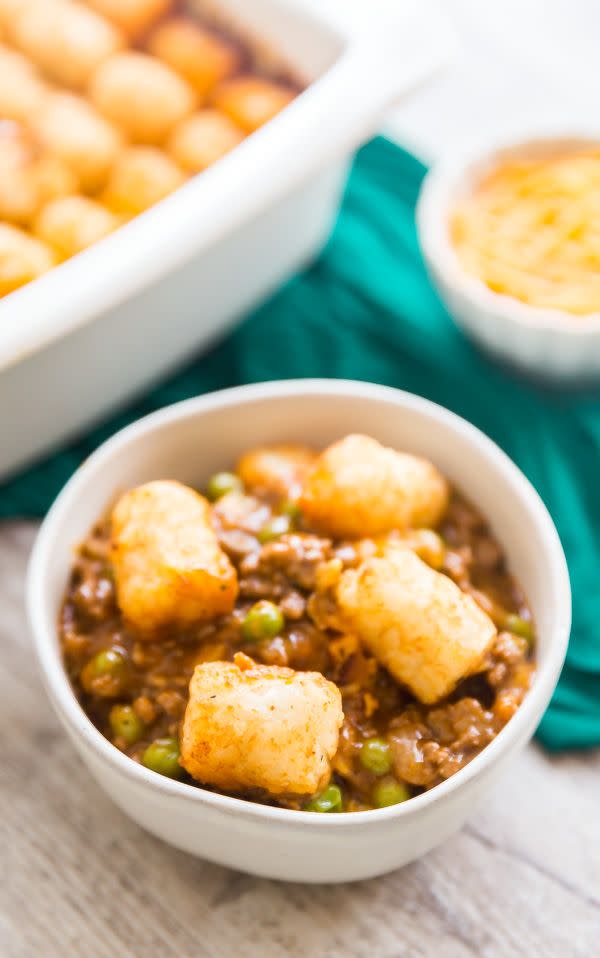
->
[35,382,569,682]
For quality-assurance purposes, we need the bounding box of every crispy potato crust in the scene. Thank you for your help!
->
[12,1,123,89]
[300,434,449,539]
[180,652,343,796]
[334,547,496,703]
[237,444,317,497]
[110,479,237,634]
[86,0,172,39]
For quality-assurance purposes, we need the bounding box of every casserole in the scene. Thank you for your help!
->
[27,379,571,882]
[0,0,452,480]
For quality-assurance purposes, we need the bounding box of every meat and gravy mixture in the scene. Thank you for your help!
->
[60,435,535,812]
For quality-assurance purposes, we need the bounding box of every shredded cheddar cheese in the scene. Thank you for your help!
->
[450,147,600,315]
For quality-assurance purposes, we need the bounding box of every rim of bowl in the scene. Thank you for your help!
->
[27,379,571,830]
[416,125,600,336]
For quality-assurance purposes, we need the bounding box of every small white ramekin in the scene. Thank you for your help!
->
[27,380,570,883]
[417,130,600,384]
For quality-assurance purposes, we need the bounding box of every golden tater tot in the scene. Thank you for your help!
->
[148,17,241,97]
[32,91,122,193]
[167,109,244,173]
[211,75,295,132]
[237,443,317,498]
[333,547,497,704]
[0,123,40,225]
[0,123,76,224]
[89,51,194,144]
[0,44,47,122]
[103,146,184,214]
[181,653,343,797]
[35,153,79,201]
[110,479,238,634]
[0,222,55,296]
[12,0,123,88]
[0,0,31,28]
[86,0,172,39]
[34,195,119,259]
[300,434,449,539]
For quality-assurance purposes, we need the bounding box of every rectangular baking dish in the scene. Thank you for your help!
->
[0,0,452,482]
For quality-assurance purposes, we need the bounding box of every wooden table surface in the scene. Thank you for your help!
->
[2,520,599,958]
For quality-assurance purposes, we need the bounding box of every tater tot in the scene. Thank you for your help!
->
[35,153,79,201]
[0,222,55,295]
[237,443,317,498]
[0,0,31,28]
[0,124,40,224]
[180,652,343,797]
[103,146,184,214]
[12,0,123,88]
[333,547,497,704]
[111,479,238,633]
[89,51,194,144]
[86,0,172,38]
[0,44,47,122]
[300,434,449,539]
[34,195,119,259]
[0,123,76,225]
[211,75,295,132]
[33,92,122,192]
[167,109,244,173]
[148,17,241,97]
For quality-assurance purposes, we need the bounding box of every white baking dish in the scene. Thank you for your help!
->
[0,0,452,482]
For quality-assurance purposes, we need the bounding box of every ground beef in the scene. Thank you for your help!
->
[239,532,332,592]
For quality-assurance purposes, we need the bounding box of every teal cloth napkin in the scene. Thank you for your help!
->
[3,137,599,750]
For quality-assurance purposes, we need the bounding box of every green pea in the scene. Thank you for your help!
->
[88,647,127,678]
[373,778,410,808]
[305,784,343,813]
[142,737,182,779]
[81,646,128,697]
[279,499,301,521]
[241,600,284,642]
[206,471,243,501]
[258,515,291,543]
[359,737,392,776]
[109,704,145,745]
[505,613,534,644]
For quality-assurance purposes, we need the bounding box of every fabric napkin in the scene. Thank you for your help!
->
[4,137,599,749]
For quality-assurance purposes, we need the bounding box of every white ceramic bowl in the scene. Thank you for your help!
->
[27,380,570,883]
[417,130,600,384]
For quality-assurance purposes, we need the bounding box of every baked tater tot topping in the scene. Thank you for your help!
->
[0,221,55,295]
[167,110,244,173]
[34,194,119,258]
[148,17,241,97]
[300,434,449,539]
[0,2,300,297]
[85,0,173,39]
[110,479,238,634]
[180,653,343,797]
[103,146,184,214]
[211,75,296,132]
[11,0,123,89]
[89,51,195,144]
[33,91,122,193]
